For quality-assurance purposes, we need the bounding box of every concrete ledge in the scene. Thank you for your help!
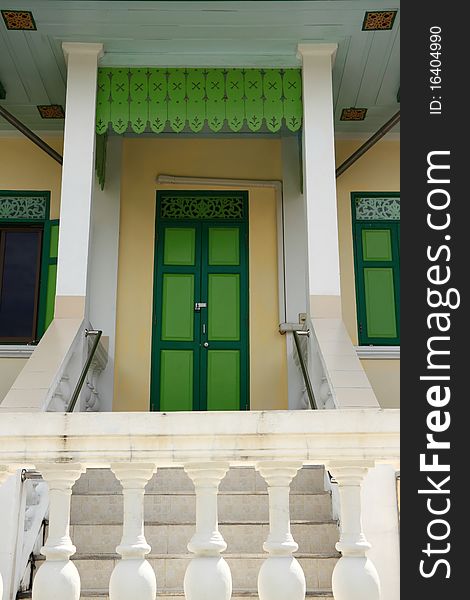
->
[355,346,400,360]
[0,346,34,359]
[0,409,399,467]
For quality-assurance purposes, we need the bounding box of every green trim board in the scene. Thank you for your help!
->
[151,191,249,412]
[96,68,302,135]
[37,219,59,337]
[0,191,58,343]
[351,192,400,346]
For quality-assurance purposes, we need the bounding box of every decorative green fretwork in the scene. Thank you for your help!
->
[96,68,302,135]
[355,197,400,221]
[160,195,245,220]
[0,195,47,220]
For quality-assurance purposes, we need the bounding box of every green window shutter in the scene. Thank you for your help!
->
[37,219,59,337]
[353,220,400,345]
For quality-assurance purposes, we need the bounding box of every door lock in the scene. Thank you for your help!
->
[194,302,207,311]
[203,342,209,348]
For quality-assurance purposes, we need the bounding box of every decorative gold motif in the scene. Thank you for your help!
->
[37,105,65,119]
[362,11,397,31]
[1,10,36,31]
[340,108,367,121]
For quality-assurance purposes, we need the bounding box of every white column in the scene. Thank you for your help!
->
[32,463,85,600]
[0,466,12,600]
[329,462,381,600]
[183,463,231,600]
[297,43,341,318]
[256,462,305,600]
[109,464,157,600]
[55,42,103,320]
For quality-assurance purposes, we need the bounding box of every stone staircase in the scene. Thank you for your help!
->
[31,466,339,599]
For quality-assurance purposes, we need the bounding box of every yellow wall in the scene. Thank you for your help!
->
[0,358,28,402]
[360,359,400,409]
[0,135,63,401]
[335,138,400,408]
[114,137,287,411]
[0,136,63,218]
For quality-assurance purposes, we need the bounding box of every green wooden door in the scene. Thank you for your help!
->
[354,221,400,344]
[151,192,249,411]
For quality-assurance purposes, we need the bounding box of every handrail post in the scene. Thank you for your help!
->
[66,329,102,413]
[292,330,318,409]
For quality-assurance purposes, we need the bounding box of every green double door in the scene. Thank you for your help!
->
[151,203,248,411]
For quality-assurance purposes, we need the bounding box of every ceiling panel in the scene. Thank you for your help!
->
[0,27,29,102]
[333,30,373,112]
[0,1,400,134]
[24,33,66,104]
[355,16,400,106]
[376,24,400,106]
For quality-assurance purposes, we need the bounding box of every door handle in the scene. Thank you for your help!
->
[203,342,209,348]
[194,302,207,312]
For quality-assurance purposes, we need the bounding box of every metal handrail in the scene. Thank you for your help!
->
[66,329,102,413]
[292,330,318,410]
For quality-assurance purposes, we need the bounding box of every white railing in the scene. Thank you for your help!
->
[14,472,49,596]
[0,409,399,600]
[0,319,107,414]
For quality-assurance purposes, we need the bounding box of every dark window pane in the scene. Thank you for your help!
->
[0,230,41,340]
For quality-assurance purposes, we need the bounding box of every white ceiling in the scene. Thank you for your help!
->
[0,1,400,134]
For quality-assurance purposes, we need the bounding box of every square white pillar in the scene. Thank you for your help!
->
[55,42,103,319]
[297,43,341,318]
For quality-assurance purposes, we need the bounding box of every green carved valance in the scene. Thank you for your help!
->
[96,67,302,135]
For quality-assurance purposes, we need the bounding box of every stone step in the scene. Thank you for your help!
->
[21,590,334,599]
[70,521,339,554]
[71,491,332,524]
[35,554,339,591]
[78,591,334,599]
[72,466,327,495]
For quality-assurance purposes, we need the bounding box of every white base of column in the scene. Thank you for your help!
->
[332,556,381,600]
[184,556,232,600]
[109,559,156,600]
[32,560,81,600]
[258,556,306,600]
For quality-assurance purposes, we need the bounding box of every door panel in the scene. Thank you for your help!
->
[151,192,248,411]
[160,349,194,411]
[207,274,240,341]
[207,350,240,410]
[161,274,195,341]
[164,227,196,265]
[208,227,240,265]
[363,268,397,338]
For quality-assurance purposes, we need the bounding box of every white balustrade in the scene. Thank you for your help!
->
[31,463,85,600]
[256,461,306,600]
[183,462,232,600]
[0,410,399,600]
[109,463,157,600]
[330,462,381,600]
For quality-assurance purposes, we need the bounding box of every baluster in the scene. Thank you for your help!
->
[183,462,232,600]
[109,463,157,600]
[329,462,380,600]
[32,463,85,600]
[256,461,306,600]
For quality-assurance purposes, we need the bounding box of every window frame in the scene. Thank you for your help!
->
[351,192,400,346]
[0,190,52,345]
